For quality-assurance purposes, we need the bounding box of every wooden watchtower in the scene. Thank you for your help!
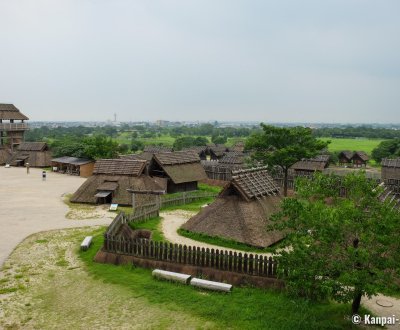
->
[0,104,29,151]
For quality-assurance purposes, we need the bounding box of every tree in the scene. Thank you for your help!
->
[371,139,400,163]
[211,134,227,144]
[173,136,208,150]
[83,135,119,159]
[246,124,329,196]
[271,172,400,314]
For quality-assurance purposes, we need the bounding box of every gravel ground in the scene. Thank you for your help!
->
[0,167,114,266]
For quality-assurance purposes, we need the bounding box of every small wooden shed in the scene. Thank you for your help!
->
[51,156,95,177]
[290,155,330,176]
[338,151,354,166]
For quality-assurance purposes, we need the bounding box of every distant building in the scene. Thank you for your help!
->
[0,104,29,164]
[338,151,369,167]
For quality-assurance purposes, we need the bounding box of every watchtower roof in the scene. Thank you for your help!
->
[0,104,29,120]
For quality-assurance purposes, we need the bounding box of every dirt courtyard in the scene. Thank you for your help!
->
[0,167,114,265]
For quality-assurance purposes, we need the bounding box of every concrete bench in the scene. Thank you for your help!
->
[152,269,192,284]
[80,236,93,251]
[190,278,232,292]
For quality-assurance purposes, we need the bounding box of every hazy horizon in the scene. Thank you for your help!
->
[1,1,399,123]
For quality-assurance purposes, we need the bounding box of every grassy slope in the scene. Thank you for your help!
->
[80,232,361,330]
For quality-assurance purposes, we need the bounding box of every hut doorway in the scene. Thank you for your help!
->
[94,191,113,204]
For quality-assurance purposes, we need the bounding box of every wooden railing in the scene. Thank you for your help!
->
[103,236,278,278]
[0,123,28,131]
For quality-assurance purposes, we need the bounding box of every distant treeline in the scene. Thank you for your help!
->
[313,126,400,139]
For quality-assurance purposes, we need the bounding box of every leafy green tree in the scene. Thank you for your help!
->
[246,124,328,196]
[131,140,144,152]
[173,136,208,150]
[80,135,118,159]
[371,139,400,163]
[117,143,129,154]
[271,172,400,314]
[211,134,227,144]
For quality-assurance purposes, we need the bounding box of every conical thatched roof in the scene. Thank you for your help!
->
[183,167,284,247]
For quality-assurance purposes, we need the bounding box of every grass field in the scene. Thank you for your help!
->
[319,138,384,154]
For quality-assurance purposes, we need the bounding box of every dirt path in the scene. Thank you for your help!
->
[362,294,400,329]
[0,167,114,266]
[160,210,272,256]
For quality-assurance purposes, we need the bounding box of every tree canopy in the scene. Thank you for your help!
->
[271,172,400,313]
[246,124,329,196]
[371,138,400,163]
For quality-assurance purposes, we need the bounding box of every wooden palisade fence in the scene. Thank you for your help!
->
[103,235,278,278]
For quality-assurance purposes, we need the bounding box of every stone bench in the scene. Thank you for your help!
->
[80,236,93,251]
[190,278,232,292]
[152,269,192,284]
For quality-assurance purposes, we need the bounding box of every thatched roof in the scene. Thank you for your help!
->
[71,174,163,205]
[339,151,354,161]
[154,151,200,165]
[183,167,283,247]
[52,156,93,165]
[382,158,400,168]
[143,145,173,153]
[93,159,146,176]
[354,151,369,162]
[153,151,207,184]
[219,152,246,165]
[182,146,207,154]
[18,142,48,152]
[228,167,279,201]
[209,145,228,157]
[230,141,245,153]
[182,194,283,247]
[0,104,29,120]
[291,155,330,172]
[120,152,154,162]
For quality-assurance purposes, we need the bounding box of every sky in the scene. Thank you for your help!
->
[0,0,399,123]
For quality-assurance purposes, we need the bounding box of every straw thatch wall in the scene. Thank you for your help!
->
[182,194,283,248]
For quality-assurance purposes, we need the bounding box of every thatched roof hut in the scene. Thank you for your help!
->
[150,151,207,193]
[208,144,228,160]
[71,159,163,205]
[290,155,330,176]
[182,167,284,248]
[352,151,369,167]
[7,142,52,167]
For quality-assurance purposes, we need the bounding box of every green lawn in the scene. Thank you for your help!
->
[319,137,384,154]
[79,232,365,329]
